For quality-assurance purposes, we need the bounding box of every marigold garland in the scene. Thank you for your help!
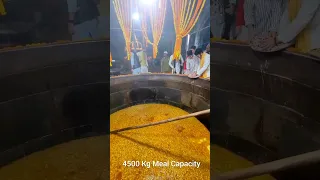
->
[139,0,167,59]
[170,0,206,60]
[113,0,133,60]
[110,52,112,67]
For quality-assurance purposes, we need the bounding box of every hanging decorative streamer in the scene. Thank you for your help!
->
[0,0,6,15]
[144,36,148,48]
[110,52,112,67]
[139,0,167,58]
[170,0,206,60]
[113,0,133,60]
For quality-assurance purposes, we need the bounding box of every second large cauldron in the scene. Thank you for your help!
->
[211,42,320,179]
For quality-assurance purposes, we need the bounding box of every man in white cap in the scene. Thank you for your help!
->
[160,51,171,73]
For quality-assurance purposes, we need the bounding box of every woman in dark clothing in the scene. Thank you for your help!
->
[222,0,236,40]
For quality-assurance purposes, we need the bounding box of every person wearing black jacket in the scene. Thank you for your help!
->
[222,0,236,40]
[130,48,141,75]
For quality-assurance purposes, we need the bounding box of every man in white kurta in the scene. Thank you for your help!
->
[195,48,210,79]
[185,50,200,75]
[169,54,184,74]
[260,0,320,58]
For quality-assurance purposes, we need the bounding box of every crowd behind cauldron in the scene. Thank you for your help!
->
[0,0,108,48]
[127,43,211,79]
[211,0,320,58]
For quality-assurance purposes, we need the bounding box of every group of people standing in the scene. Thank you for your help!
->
[130,44,210,79]
[160,44,210,79]
[211,0,320,57]
[211,0,286,41]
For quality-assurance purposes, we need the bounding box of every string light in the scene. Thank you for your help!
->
[132,12,140,20]
[170,0,206,60]
[113,0,133,60]
[139,0,167,58]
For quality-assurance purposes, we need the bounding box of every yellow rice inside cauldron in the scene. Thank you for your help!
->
[110,104,210,180]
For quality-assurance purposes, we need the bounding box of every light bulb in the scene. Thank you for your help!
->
[132,12,140,20]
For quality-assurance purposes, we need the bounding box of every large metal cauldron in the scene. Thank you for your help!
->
[211,42,320,179]
[0,40,109,166]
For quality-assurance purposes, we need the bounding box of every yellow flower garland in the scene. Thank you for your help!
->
[170,0,206,60]
[140,0,167,59]
[113,0,133,60]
